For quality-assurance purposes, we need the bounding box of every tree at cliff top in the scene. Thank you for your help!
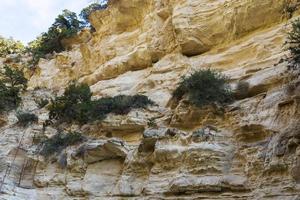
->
[0,65,27,112]
[27,10,84,66]
[28,2,109,66]
[80,1,108,22]
[173,69,233,107]
[286,18,300,70]
[80,2,108,30]
[0,36,24,57]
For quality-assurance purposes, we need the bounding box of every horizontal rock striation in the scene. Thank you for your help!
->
[1,0,300,199]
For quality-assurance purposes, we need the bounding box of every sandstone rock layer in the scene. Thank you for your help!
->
[1,0,300,199]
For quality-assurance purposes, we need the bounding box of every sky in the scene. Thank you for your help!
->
[0,0,96,44]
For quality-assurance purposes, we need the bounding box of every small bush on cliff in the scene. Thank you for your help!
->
[286,18,300,70]
[39,132,84,158]
[16,112,38,126]
[35,98,49,108]
[173,69,233,107]
[48,82,92,122]
[28,2,110,66]
[80,2,108,29]
[0,66,27,111]
[48,82,154,124]
[28,10,84,65]
[0,36,24,57]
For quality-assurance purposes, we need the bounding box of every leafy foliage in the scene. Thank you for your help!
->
[286,18,300,70]
[0,66,27,111]
[173,69,233,107]
[35,98,49,109]
[28,10,85,65]
[80,2,108,29]
[48,83,154,124]
[0,66,27,89]
[16,112,38,126]
[0,36,24,57]
[39,132,84,158]
[0,83,20,111]
[63,82,92,104]
[48,82,92,122]
[27,1,109,66]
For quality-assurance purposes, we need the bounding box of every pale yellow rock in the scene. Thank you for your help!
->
[171,0,286,56]
[2,0,300,199]
[82,160,123,196]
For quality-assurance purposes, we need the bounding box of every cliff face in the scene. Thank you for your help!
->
[1,0,300,199]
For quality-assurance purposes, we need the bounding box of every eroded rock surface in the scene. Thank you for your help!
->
[1,0,300,199]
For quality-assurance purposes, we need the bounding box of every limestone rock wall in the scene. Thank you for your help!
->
[1,0,300,199]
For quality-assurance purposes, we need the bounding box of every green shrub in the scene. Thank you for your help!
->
[27,2,110,66]
[48,82,92,122]
[63,82,92,104]
[286,18,300,70]
[0,65,27,89]
[16,112,38,126]
[40,132,84,158]
[28,10,85,66]
[35,98,49,108]
[80,2,108,29]
[80,2,108,22]
[48,83,154,124]
[101,95,154,115]
[173,69,233,107]
[83,94,154,122]
[0,66,27,111]
[0,36,24,57]
[0,83,20,111]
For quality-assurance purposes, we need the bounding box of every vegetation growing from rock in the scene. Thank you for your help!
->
[286,18,300,70]
[0,36,24,57]
[0,66,27,112]
[39,132,84,158]
[27,1,109,66]
[173,69,233,107]
[80,2,108,30]
[27,10,85,65]
[48,82,154,124]
[35,98,49,108]
[16,112,38,126]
